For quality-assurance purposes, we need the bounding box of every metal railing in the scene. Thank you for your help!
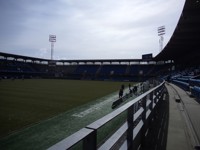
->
[48,81,165,150]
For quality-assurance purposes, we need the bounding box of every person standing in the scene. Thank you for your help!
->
[119,88,123,98]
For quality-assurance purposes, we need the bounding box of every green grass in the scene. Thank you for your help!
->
[0,79,127,138]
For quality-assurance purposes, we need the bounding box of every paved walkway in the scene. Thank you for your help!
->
[166,83,200,150]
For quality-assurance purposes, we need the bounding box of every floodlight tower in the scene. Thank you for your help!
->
[49,35,56,60]
[157,26,165,51]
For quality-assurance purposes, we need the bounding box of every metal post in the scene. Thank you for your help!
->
[51,42,54,60]
[148,92,154,130]
[127,105,134,150]
[141,96,147,148]
[83,129,97,150]
[149,92,153,111]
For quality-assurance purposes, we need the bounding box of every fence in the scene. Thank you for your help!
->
[191,86,200,103]
[171,80,189,91]
[48,81,165,150]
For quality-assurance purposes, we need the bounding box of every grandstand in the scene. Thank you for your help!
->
[0,0,200,150]
[0,52,171,81]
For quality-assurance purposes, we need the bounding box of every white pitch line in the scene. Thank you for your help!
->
[72,97,116,118]
[72,87,132,118]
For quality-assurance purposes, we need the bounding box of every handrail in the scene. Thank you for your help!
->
[48,81,165,150]
[48,128,94,150]
[87,82,163,129]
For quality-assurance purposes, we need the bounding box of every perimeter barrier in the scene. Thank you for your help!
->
[48,80,165,150]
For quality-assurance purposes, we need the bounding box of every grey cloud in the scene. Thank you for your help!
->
[0,0,185,59]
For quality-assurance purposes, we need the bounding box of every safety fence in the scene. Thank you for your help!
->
[48,81,165,150]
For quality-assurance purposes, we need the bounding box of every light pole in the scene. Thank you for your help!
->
[157,26,165,51]
[49,35,56,60]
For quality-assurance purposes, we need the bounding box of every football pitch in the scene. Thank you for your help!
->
[0,79,134,149]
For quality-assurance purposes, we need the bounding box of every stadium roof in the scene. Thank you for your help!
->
[0,52,46,62]
[0,51,152,64]
[154,0,200,65]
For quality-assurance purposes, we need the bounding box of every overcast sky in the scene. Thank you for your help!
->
[0,0,185,60]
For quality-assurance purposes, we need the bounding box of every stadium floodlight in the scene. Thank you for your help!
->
[157,26,165,51]
[49,35,56,60]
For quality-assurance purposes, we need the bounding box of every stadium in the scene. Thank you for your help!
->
[0,0,200,150]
